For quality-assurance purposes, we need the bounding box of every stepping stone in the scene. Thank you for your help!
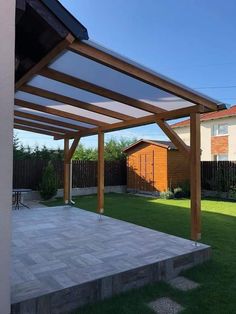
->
[168,276,200,291]
[148,297,184,314]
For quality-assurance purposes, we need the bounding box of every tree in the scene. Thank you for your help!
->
[39,161,58,200]
[104,137,136,161]
[73,137,137,161]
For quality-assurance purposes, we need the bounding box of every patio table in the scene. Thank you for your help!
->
[13,189,32,210]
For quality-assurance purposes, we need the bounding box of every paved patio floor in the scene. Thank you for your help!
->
[11,206,211,314]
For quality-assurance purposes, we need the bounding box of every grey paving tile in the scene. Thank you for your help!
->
[11,205,210,310]
[148,297,184,314]
[167,276,200,291]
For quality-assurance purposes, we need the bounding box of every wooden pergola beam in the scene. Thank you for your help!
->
[156,119,190,157]
[190,112,201,241]
[14,124,62,137]
[14,110,87,132]
[15,34,74,90]
[69,41,218,111]
[14,118,70,134]
[65,137,80,162]
[15,99,108,127]
[55,105,204,140]
[20,84,133,121]
[40,67,165,114]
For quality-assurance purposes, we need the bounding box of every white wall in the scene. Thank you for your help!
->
[174,116,236,161]
[0,1,15,313]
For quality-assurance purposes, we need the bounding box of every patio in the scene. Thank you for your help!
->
[11,205,210,314]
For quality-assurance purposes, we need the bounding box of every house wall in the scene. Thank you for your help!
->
[0,1,15,313]
[127,143,168,192]
[167,151,190,188]
[174,116,236,161]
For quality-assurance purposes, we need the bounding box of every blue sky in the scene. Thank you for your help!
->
[16,0,236,149]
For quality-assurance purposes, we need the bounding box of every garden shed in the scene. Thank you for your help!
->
[124,139,189,193]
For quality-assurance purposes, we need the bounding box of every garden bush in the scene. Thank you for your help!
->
[39,161,58,200]
[160,189,174,199]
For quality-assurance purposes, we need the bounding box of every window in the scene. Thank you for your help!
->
[212,154,228,161]
[211,124,228,136]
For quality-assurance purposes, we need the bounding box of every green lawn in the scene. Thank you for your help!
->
[44,193,236,314]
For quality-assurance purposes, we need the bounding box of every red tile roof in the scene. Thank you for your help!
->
[171,105,236,128]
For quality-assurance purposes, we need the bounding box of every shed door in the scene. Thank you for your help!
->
[139,152,154,192]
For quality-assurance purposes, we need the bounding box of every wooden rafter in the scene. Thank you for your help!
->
[15,99,108,127]
[15,34,74,90]
[14,110,86,132]
[156,119,190,157]
[40,67,165,114]
[14,124,62,137]
[14,118,70,134]
[20,84,132,121]
[69,41,218,111]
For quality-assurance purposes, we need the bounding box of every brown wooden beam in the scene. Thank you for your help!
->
[64,138,70,204]
[54,105,207,140]
[54,114,157,139]
[66,137,80,162]
[15,99,108,127]
[14,118,70,134]
[14,110,86,132]
[14,124,62,137]
[15,34,74,90]
[40,67,165,114]
[20,84,132,121]
[156,119,190,157]
[190,112,201,241]
[69,41,218,111]
[97,131,104,214]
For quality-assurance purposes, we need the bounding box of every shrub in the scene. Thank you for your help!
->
[39,161,58,200]
[229,186,236,199]
[160,189,174,199]
[174,187,184,199]
[178,180,190,197]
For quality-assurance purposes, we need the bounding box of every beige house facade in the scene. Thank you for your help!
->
[172,106,236,161]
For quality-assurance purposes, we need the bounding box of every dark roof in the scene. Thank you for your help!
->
[41,0,88,40]
[172,105,236,128]
[15,0,88,82]
[123,139,177,152]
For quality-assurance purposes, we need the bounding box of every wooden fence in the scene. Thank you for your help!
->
[13,160,126,190]
[201,161,236,192]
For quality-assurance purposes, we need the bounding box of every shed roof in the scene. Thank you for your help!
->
[123,139,177,152]
[14,2,226,140]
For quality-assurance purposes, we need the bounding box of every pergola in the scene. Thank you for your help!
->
[14,1,225,242]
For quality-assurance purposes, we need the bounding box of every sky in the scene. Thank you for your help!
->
[16,0,236,149]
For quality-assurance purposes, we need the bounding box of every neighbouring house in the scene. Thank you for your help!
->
[171,105,236,161]
[124,140,189,194]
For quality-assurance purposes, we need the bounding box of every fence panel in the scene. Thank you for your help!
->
[201,161,236,192]
[13,159,126,190]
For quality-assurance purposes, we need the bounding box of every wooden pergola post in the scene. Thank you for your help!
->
[190,112,201,241]
[64,136,81,204]
[97,131,104,214]
[64,138,70,204]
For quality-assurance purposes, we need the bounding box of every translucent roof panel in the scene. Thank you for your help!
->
[15,91,121,124]
[49,50,195,110]
[14,106,95,128]
[15,117,77,132]
[28,75,151,118]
